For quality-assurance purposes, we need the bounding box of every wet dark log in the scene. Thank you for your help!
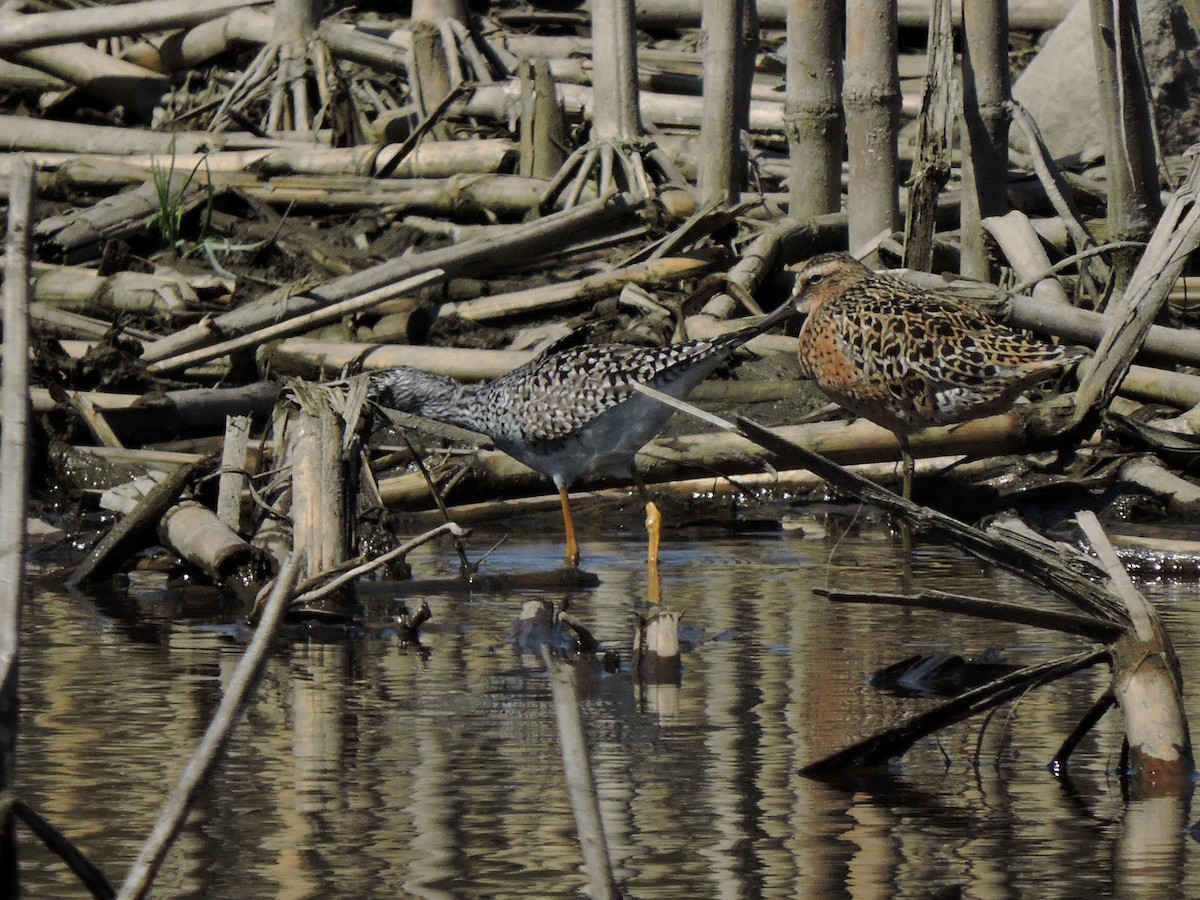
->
[731,413,1125,623]
[34,172,210,265]
[1052,691,1116,771]
[721,414,1192,788]
[276,522,468,618]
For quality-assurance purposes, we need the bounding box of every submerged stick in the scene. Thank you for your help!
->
[116,552,303,900]
[800,648,1109,775]
[816,588,1123,641]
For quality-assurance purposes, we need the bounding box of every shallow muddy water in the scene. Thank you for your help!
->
[15,516,1200,898]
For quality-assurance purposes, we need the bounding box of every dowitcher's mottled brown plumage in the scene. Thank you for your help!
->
[787,252,1085,498]
[369,304,791,567]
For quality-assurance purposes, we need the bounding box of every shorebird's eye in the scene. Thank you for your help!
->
[808,273,824,286]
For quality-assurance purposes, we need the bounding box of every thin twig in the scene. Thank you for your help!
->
[282,521,469,611]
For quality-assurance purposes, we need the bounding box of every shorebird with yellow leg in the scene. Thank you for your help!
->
[368,303,792,575]
[784,252,1087,500]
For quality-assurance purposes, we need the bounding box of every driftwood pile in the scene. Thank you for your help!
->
[3,0,1200,895]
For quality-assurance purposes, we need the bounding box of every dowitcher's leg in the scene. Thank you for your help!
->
[899,435,915,502]
[559,485,581,568]
[631,466,662,567]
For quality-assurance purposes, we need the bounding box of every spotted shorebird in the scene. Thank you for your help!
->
[369,305,791,567]
[786,252,1085,499]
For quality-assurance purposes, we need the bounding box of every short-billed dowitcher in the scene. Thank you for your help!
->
[369,304,791,567]
[787,251,1085,499]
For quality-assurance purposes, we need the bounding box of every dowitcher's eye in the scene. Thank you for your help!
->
[808,273,824,286]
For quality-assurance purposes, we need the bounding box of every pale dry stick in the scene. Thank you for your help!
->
[116,552,304,900]
[983,210,1071,305]
[541,647,620,900]
[146,269,445,374]
[280,522,468,613]
[216,415,253,531]
[1071,151,1200,428]
[142,192,643,366]
[0,156,34,896]
[0,0,263,51]
[439,257,711,323]
[1076,511,1194,791]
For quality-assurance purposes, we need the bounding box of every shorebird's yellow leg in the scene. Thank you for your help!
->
[559,486,580,568]
[631,467,662,567]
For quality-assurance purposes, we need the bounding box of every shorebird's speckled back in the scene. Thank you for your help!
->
[368,307,789,489]
[788,252,1085,435]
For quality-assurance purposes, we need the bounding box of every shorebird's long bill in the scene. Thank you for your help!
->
[755,297,799,332]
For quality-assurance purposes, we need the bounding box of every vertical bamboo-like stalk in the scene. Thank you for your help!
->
[698,0,755,207]
[590,0,642,141]
[901,0,954,271]
[216,414,252,532]
[518,60,536,177]
[959,0,1012,279]
[1088,0,1162,291]
[272,0,319,133]
[411,19,453,141]
[785,0,843,220]
[286,385,355,618]
[0,157,34,898]
[533,59,566,178]
[845,0,900,260]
